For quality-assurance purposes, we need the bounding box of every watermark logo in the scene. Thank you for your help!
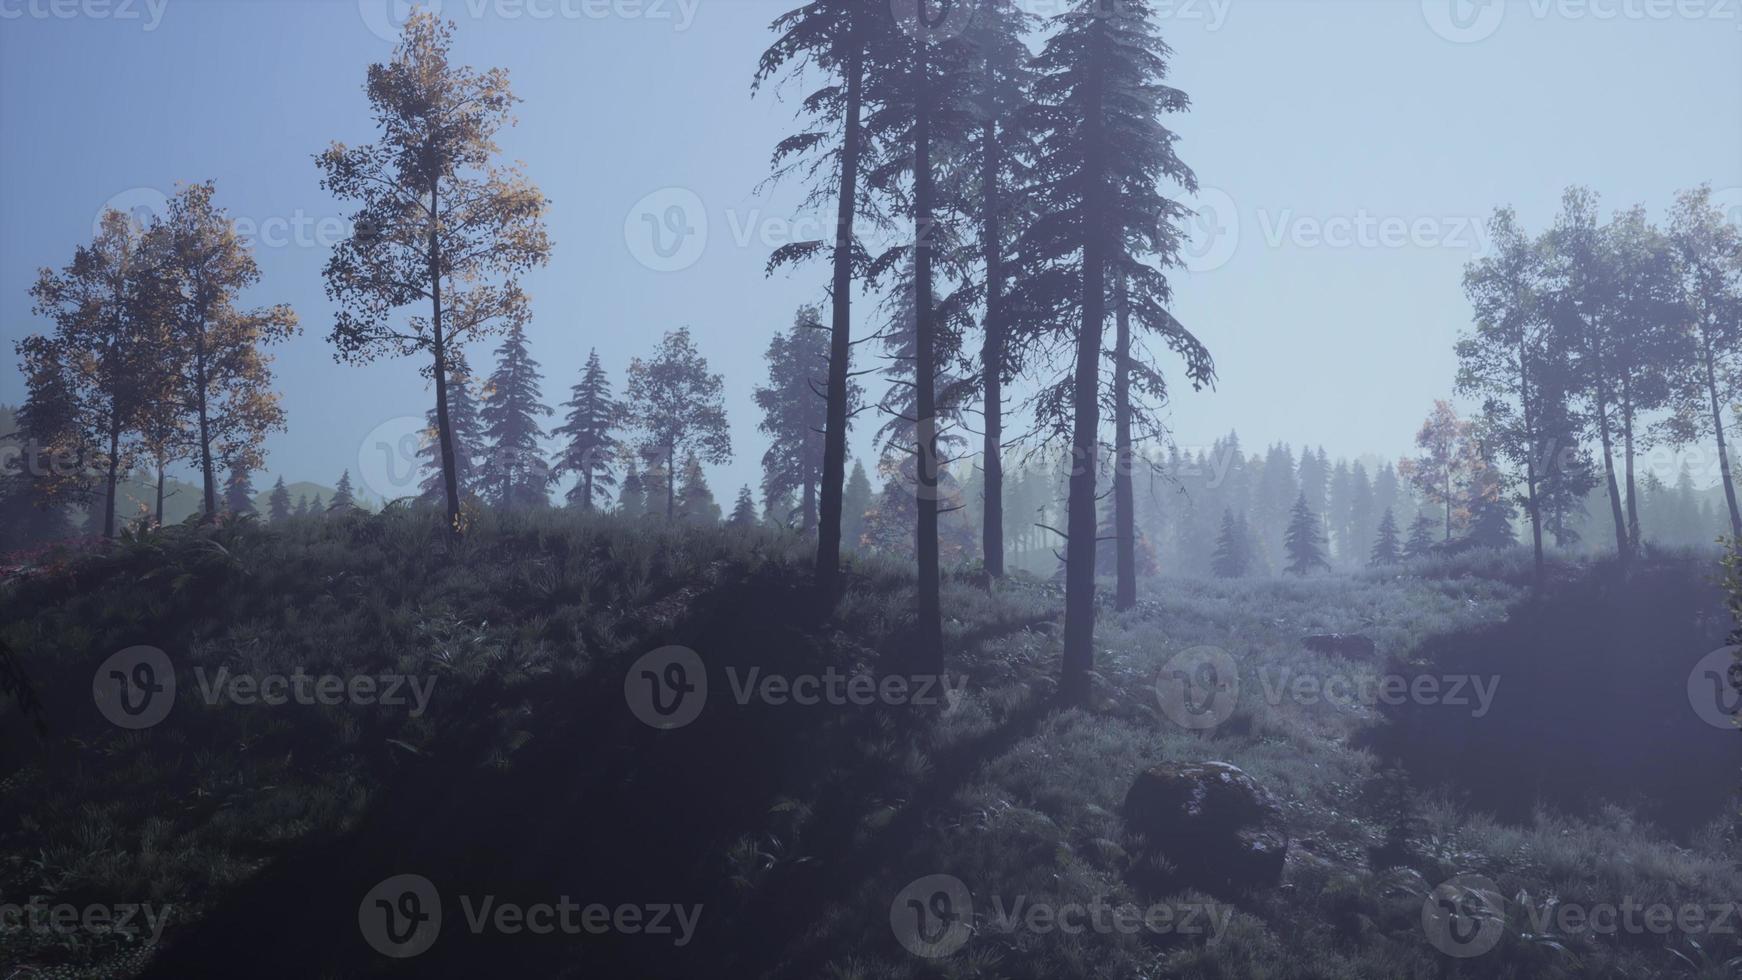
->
[358,874,701,956]
[890,0,977,42]
[1182,187,1240,273]
[1422,0,1507,42]
[358,415,433,503]
[93,646,176,729]
[625,187,707,272]
[1422,873,1506,957]
[0,897,173,944]
[360,874,443,959]
[0,0,168,30]
[1154,645,1240,730]
[359,0,702,42]
[1688,645,1740,730]
[891,874,974,958]
[625,645,708,729]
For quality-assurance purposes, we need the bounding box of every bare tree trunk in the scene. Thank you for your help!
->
[1701,323,1742,541]
[1061,37,1108,707]
[912,40,944,675]
[666,442,676,520]
[155,462,165,527]
[1519,336,1544,584]
[428,180,462,537]
[1114,274,1136,611]
[1620,376,1641,551]
[1594,384,1630,560]
[195,325,216,521]
[979,61,1005,580]
[815,32,864,603]
[103,421,120,539]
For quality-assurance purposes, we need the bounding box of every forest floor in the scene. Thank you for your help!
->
[0,509,1737,979]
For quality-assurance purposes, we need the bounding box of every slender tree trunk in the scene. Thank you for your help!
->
[155,462,165,527]
[1519,336,1544,584]
[1113,274,1136,611]
[428,179,462,537]
[666,442,676,520]
[979,64,1005,580]
[1700,323,1742,541]
[103,420,120,539]
[1620,376,1641,551]
[195,327,216,521]
[582,468,594,512]
[912,40,944,675]
[1061,37,1108,707]
[1594,383,1630,560]
[815,31,864,603]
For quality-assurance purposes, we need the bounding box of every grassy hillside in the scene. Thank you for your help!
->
[0,508,1737,979]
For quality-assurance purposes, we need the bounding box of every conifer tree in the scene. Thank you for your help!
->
[755,0,893,599]
[1403,512,1437,560]
[1014,0,1213,704]
[478,322,553,510]
[842,458,874,552]
[328,472,355,512]
[1283,493,1330,576]
[754,306,852,531]
[419,350,485,503]
[268,476,292,522]
[1210,507,1249,578]
[676,454,721,524]
[311,492,326,514]
[617,455,646,518]
[1370,508,1401,566]
[552,348,620,510]
[224,461,258,516]
[294,494,309,518]
[729,486,758,527]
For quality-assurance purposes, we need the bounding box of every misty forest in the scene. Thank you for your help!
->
[1,2,1740,978]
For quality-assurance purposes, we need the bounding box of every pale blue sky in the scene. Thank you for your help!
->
[2,0,1739,502]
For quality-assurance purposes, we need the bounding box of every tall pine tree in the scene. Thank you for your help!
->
[478,322,553,510]
[552,348,620,510]
[1014,0,1212,704]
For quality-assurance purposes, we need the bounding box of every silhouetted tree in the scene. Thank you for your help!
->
[478,322,552,510]
[965,0,1039,579]
[1403,512,1436,560]
[319,11,551,535]
[1661,185,1742,542]
[1210,508,1249,578]
[617,455,646,518]
[677,453,722,525]
[268,477,292,522]
[1014,0,1211,703]
[625,328,731,520]
[294,494,309,518]
[28,211,150,538]
[1370,508,1401,566]
[223,461,257,517]
[755,305,853,530]
[1283,493,1329,575]
[755,0,892,600]
[329,472,356,512]
[418,350,484,503]
[842,458,873,551]
[552,348,620,511]
[729,485,758,527]
[155,182,297,520]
